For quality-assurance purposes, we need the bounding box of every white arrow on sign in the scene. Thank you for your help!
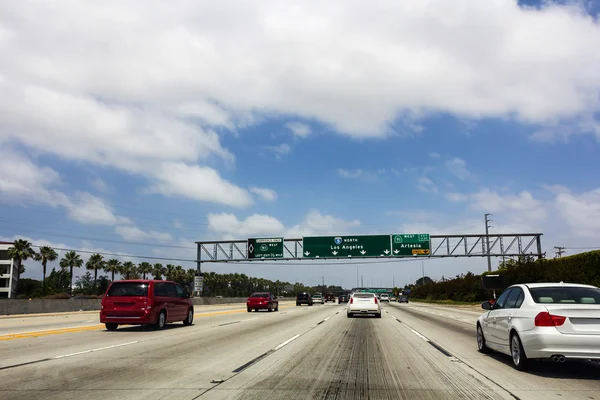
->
[248,244,254,254]
[360,250,367,255]
[393,249,399,254]
[332,250,338,256]
[384,249,390,255]
[304,251,310,256]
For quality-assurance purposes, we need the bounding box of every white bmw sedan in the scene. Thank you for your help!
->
[347,292,381,318]
[477,282,600,370]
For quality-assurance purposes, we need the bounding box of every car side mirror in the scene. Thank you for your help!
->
[481,301,491,310]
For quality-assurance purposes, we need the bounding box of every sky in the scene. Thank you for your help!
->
[1,0,600,289]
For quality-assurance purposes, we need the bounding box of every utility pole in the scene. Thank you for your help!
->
[554,246,565,258]
[421,261,425,285]
[356,266,359,288]
[322,275,325,293]
[361,275,363,287]
[393,274,395,288]
[485,213,493,272]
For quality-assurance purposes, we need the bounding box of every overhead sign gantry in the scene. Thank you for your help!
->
[195,232,543,265]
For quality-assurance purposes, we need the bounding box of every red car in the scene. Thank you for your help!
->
[100,280,194,331]
[247,292,279,312]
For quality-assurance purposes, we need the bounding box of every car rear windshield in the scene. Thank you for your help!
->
[529,286,600,304]
[107,282,148,297]
[297,293,309,298]
[250,293,269,298]
[353,293,375,299]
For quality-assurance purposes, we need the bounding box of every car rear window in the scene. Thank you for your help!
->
[297,293,309,298]
[353,293,375,299]
[529,286,600,304]
[107,282,148,297]
[250,293,269,298]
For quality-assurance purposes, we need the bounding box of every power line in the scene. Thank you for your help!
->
[29,244,196,263]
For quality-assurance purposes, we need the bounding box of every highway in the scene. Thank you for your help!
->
[0,301,599,399]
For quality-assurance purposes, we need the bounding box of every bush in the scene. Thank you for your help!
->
[412,251,600,302]
[43,293,71,299]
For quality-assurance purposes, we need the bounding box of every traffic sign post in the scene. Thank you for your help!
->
[392,234,431,256]
[302,235,392,258]
[247,237,284,259]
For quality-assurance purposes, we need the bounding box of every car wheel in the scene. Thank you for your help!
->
[275,304,279,312]
[154,310,166,330]
[376,312,382,318]
[268,304,273,312]
[105,323,118,331]
[183,308,194,326]
[347,313,353,318]
[247,307,251,312]
[477,324,492,354]
[510,332,528,371]
[296,303,300,306]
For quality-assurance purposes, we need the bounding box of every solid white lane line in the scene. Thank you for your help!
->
[244,317,258,322]
[274,334,301,350]
[53,341,139,359]
[410,329,430,343]
[324,316,331,321]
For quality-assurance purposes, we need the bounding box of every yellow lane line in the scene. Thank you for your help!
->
[0,305,293,341]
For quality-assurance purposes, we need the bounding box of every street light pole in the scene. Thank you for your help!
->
[485,213,493,272]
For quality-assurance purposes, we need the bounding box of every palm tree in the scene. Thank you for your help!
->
[152,263,165,280]
[165,264,176,281]
[59,251,83,295]
[120,261,136,279]
[85,253,105,294]
[104,259,121,281]
[138,262,153,279]
[7,239,36,297]
[34,246,58,295]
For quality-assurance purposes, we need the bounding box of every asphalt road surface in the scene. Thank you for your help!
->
[1,301,599,399]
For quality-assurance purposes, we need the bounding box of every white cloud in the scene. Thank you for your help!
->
[416,176,438,194]
[445,157,474,180]
[265,143,291,158]
[148,162,253,208]
[0,148,70,207]
[0,0,598,190]
[250,187,278,202]
[68,192,132,226]
[90,178,109,193]
[337,168,382,182]
[428,152,441,158]
[173,220,184,229]
[206,209,360,240]
[115,225,173,243]
[286,122,311,138]
[207,213,286,238]
[285,209,361,237]
[446,192,468,202]
[468,189,547,221]
[554,188,600,238]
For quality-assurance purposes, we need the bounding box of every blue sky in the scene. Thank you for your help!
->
[1,0,600,289]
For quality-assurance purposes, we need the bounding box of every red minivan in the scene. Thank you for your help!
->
[100,280,194,331]
[246,292,279,312]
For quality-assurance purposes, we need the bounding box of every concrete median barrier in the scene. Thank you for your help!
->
[0,297,295,316]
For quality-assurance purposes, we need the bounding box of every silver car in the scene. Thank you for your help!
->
[347,293,381,318]
[477,282,600,370]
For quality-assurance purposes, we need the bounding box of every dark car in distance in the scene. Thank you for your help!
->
[325,294,336,303]
[247,292,279,312]
[296,292,313,306]
[398,295,409,303]
[100,280,194,331]
[338,294,350,304]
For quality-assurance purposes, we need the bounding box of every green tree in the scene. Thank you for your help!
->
[165,264,176,281]
[7,239,36,297]
[85,253,105,294]
[104,259,121,281]
[152,263,165,279]
[45,267,71,294]
[75,271,94,294]
[59,251,83,294]
[34,246,58,295]
[119,261,136,279]
[138,262,153,279]
[415,276,434,286]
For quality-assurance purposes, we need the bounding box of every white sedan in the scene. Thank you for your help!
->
[477,282,600,370]
[347,293,381,318]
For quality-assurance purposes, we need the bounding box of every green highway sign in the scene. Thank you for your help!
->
[247,237,284,259]
[302,235,392,258]
[392,233,431,256]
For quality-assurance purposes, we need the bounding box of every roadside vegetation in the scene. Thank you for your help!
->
[7,240,316,299]
[406,250,600,303]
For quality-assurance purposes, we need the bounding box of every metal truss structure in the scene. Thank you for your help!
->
[195,233,544,267]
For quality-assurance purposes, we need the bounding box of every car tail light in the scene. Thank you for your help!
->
[350,297,353,304]
[534,311,566,327]
[374,297,378,304]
